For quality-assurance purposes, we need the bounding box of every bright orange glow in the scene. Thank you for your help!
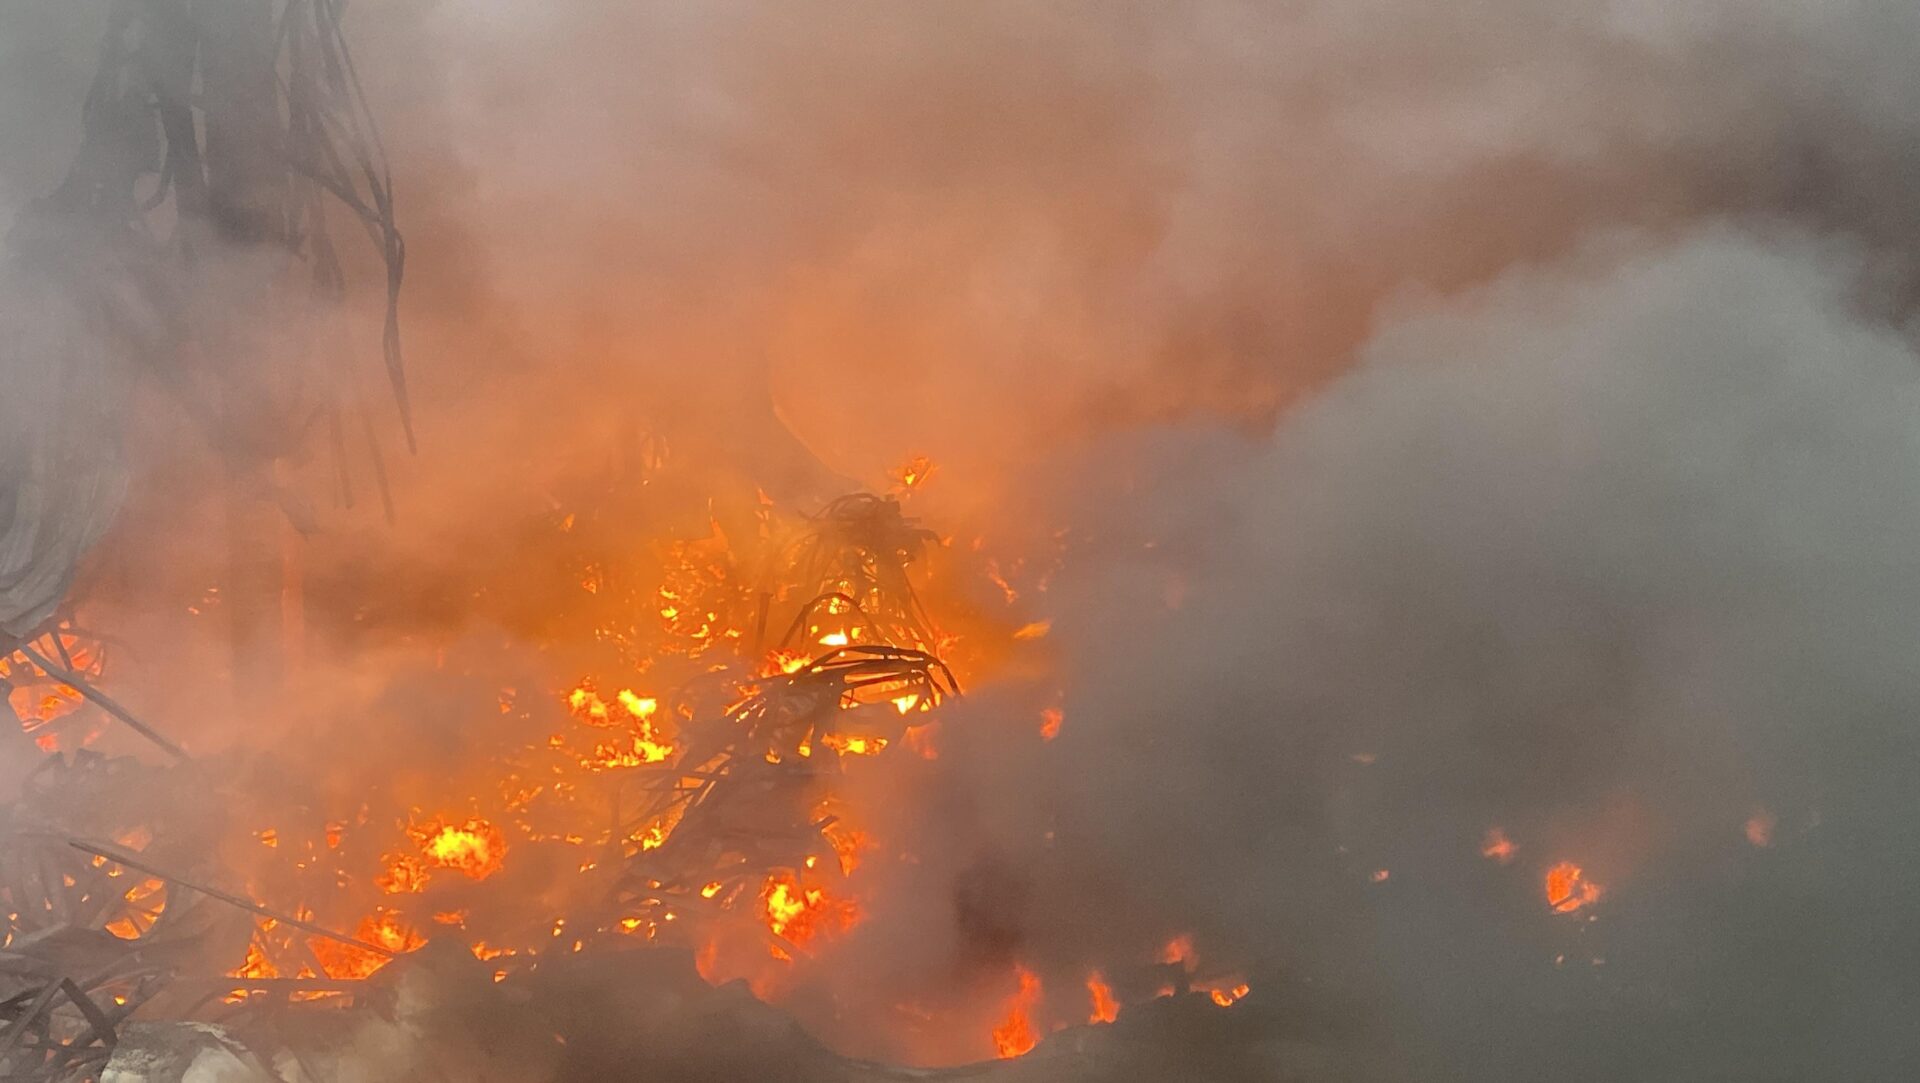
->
[415,818,507,880]
[1012,620,1052,640]
[891,455,936,493]
[565,684,673,767]
[761,872,859,949]
[376,852,428,894]
[1206,981,1251,1007]
[312,910,424,980]
[104,877,167,940]
[1544,862,1603,913]
[992,966,1042,1058]
[819,732,888,756]
[232,939,277,982]
[1087,971,1120,1024]
[1745,810,1776,848]
[767,649,810,675]
[1481,827,1516,864]
[1160,934,1196,970]
[616,690,658,720]
[1040,707,1064,741]
[826,825,876,875]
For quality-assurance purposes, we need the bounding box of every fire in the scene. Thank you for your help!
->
[1205,981,1251,1008]
[761,872,859,949]
[1544,861,1603,914]
[567,684,673,766]
[312,910,424,981]
[767,649,811,675]
[616,690,657,720]
[1745,809,1776,847]
[825,824,876,875]
[819,732,888,756]
[891,455,936,494]
[377,852,428,894]
[992,966,1042,1059]
[103,877,167,940]
[415,818,507,880]
[1012,620,1052,640]
[1481,827,1516,863]
[1040,707,1064,741]
[1086,971,1120,1024]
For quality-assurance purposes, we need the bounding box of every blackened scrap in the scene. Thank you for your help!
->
[0,933,173,1083]
[776,495,945,651]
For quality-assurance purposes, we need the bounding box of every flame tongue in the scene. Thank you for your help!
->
[992,967,1043,1058]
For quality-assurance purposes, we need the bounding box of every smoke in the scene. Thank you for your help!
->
[7,0,1920,1079]
[884,226,1920,1080]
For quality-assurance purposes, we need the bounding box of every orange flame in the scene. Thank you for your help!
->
[1544,861,1603,913]
[992,966,1042,1058]
[819,732,888,756]
[761,872,859,949]
[415,818,507,880]
[1086,970,1120,1024]
[1745,809,1776,848]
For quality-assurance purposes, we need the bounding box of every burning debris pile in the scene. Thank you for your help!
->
[0,478,1265,1081]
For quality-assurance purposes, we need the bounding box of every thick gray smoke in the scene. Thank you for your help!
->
[7,1,1920,1080]
[908,227,1920,1080]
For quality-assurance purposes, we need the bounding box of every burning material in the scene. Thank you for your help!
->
[412,818,507,881]
[991,967,1043,1058]
[1544,862,1603,914]
[1086,972,1120,1024]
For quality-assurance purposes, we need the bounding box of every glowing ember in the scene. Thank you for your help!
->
[103,877,167,940]
[1040,707,1064,741]
[1012,620,1052,640]
[1481,827,1516,864]
[1087,971,1120,1024]
[992,966,1042,1058]
[1544,861,1603,913]
[1206,981,1252,1007]
[891,455,937,493]
[415,818,507,880]
[1745,809,1776,847]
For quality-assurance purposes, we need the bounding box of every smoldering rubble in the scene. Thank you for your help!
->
[6,1,1920,1082]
